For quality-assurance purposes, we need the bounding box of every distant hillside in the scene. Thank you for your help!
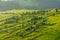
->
[0,0,60,11]
[0,9,60,40]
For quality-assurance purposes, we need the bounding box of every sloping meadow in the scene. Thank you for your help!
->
[0,9,60,40]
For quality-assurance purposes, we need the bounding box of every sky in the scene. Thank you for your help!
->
[0,0,60,10]
[0,0,13,1]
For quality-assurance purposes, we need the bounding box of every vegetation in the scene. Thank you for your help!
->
[0,9,60,40]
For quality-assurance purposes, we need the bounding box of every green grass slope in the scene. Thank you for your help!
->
[0,9,60,40]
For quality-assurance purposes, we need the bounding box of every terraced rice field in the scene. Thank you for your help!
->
[0,9,60,40]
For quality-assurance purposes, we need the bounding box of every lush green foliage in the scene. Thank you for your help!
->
[0,9,60,40]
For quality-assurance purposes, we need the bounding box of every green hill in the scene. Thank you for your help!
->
[0,9,60,40]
